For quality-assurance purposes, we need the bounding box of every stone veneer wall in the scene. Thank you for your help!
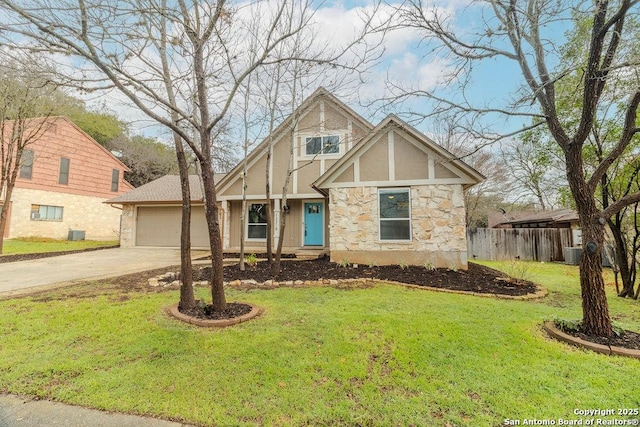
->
[8,187,122,241]
[120,204,135,247]
[328,185,468,269]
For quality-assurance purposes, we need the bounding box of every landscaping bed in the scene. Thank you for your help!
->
[0,245,119,263]
[554,322,640,351]
[196,257,539,297]
[161,258,539,323]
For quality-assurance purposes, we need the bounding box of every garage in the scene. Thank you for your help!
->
[135,205,210,247]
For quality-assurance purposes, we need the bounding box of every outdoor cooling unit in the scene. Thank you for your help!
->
[67,230,86,241]
[564,247,582,265]
[564,246,613,267]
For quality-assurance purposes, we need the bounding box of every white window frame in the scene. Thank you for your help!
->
[378,188,412,242]
[30,204,64,222]
[304,135,341,157]
[246,203,268,241]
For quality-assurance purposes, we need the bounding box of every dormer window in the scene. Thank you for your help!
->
[305,135,340,156]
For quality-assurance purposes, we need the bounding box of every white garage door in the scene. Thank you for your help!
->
[136,206,210,247]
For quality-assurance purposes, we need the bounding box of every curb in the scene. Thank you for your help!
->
[166,302,264,328]
[543,321,640,359]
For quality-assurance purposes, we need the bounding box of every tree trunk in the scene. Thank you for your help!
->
[199,159,226,312]
[578,220,613,337]
[175,141,196,310]
[239,147,248,272]
[157,10,195,310]
[265,146,273,264]
[0,162,19,255]
[0,199,10,254]
[609,219,634,298]
[565,146,614,337]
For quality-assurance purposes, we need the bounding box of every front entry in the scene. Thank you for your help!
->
[304,202,323,246]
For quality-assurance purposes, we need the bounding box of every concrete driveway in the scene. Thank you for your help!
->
[0,247,190,297]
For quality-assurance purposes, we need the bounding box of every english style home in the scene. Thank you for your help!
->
[108,88,484,269]
[1,117,132,240]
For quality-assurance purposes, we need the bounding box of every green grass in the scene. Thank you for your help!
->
[0,261,639,426]
[1,237,118,255]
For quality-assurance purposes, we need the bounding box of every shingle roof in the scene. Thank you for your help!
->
[105,174,226,204]
[495,209,578,226]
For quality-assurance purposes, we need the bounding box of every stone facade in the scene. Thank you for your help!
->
[328,185,468,269]
[120,204,135,247]
[7,187,122,240]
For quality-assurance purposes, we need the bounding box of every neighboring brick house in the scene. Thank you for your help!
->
[1,117,133,240]
[109,88,484,269]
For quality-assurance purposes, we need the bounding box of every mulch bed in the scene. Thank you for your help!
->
[0,245,119,264]
[176,258,536,321]
[559,326,640,351]
[178,302,252,320]
[191,257,539,297]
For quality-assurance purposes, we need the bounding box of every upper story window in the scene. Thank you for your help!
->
[379,188,411,241]
[59,158,70,185]
[111,169,119,192]
[305,135,340,156]
[19,150,34,179]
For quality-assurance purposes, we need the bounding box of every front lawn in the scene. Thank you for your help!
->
[0,237,118,255]
[0,261,638,426]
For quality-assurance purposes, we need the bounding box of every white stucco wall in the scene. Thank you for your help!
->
[328,185,469,268]
[7,187,121,241]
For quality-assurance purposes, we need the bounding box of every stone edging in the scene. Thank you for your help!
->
[166,302,264,328]
[152,274,547,301]
[543,321,640,359]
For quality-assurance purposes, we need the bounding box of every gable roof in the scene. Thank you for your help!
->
[313,114,485,192]
[105,174,226,204]
[215,87,374,194]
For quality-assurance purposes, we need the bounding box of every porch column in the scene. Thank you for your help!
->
[273,198,281,247]
[222,200,230,250]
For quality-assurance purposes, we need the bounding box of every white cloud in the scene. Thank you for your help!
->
[388,52,453,91]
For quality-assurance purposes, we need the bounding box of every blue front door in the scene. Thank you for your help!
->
[304,202,323,246]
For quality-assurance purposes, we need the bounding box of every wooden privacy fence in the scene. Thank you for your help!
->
[467,228,573,262]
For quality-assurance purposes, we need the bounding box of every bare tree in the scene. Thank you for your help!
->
[0,58,56,253]
[500,135,567,211]
[237,75,266,271]
[389,0,640,336]
[0,0,384,312]
[430,119,511,227]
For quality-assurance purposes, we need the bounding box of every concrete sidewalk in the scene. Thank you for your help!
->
[0,394,195,427]
[0,247,187,298]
